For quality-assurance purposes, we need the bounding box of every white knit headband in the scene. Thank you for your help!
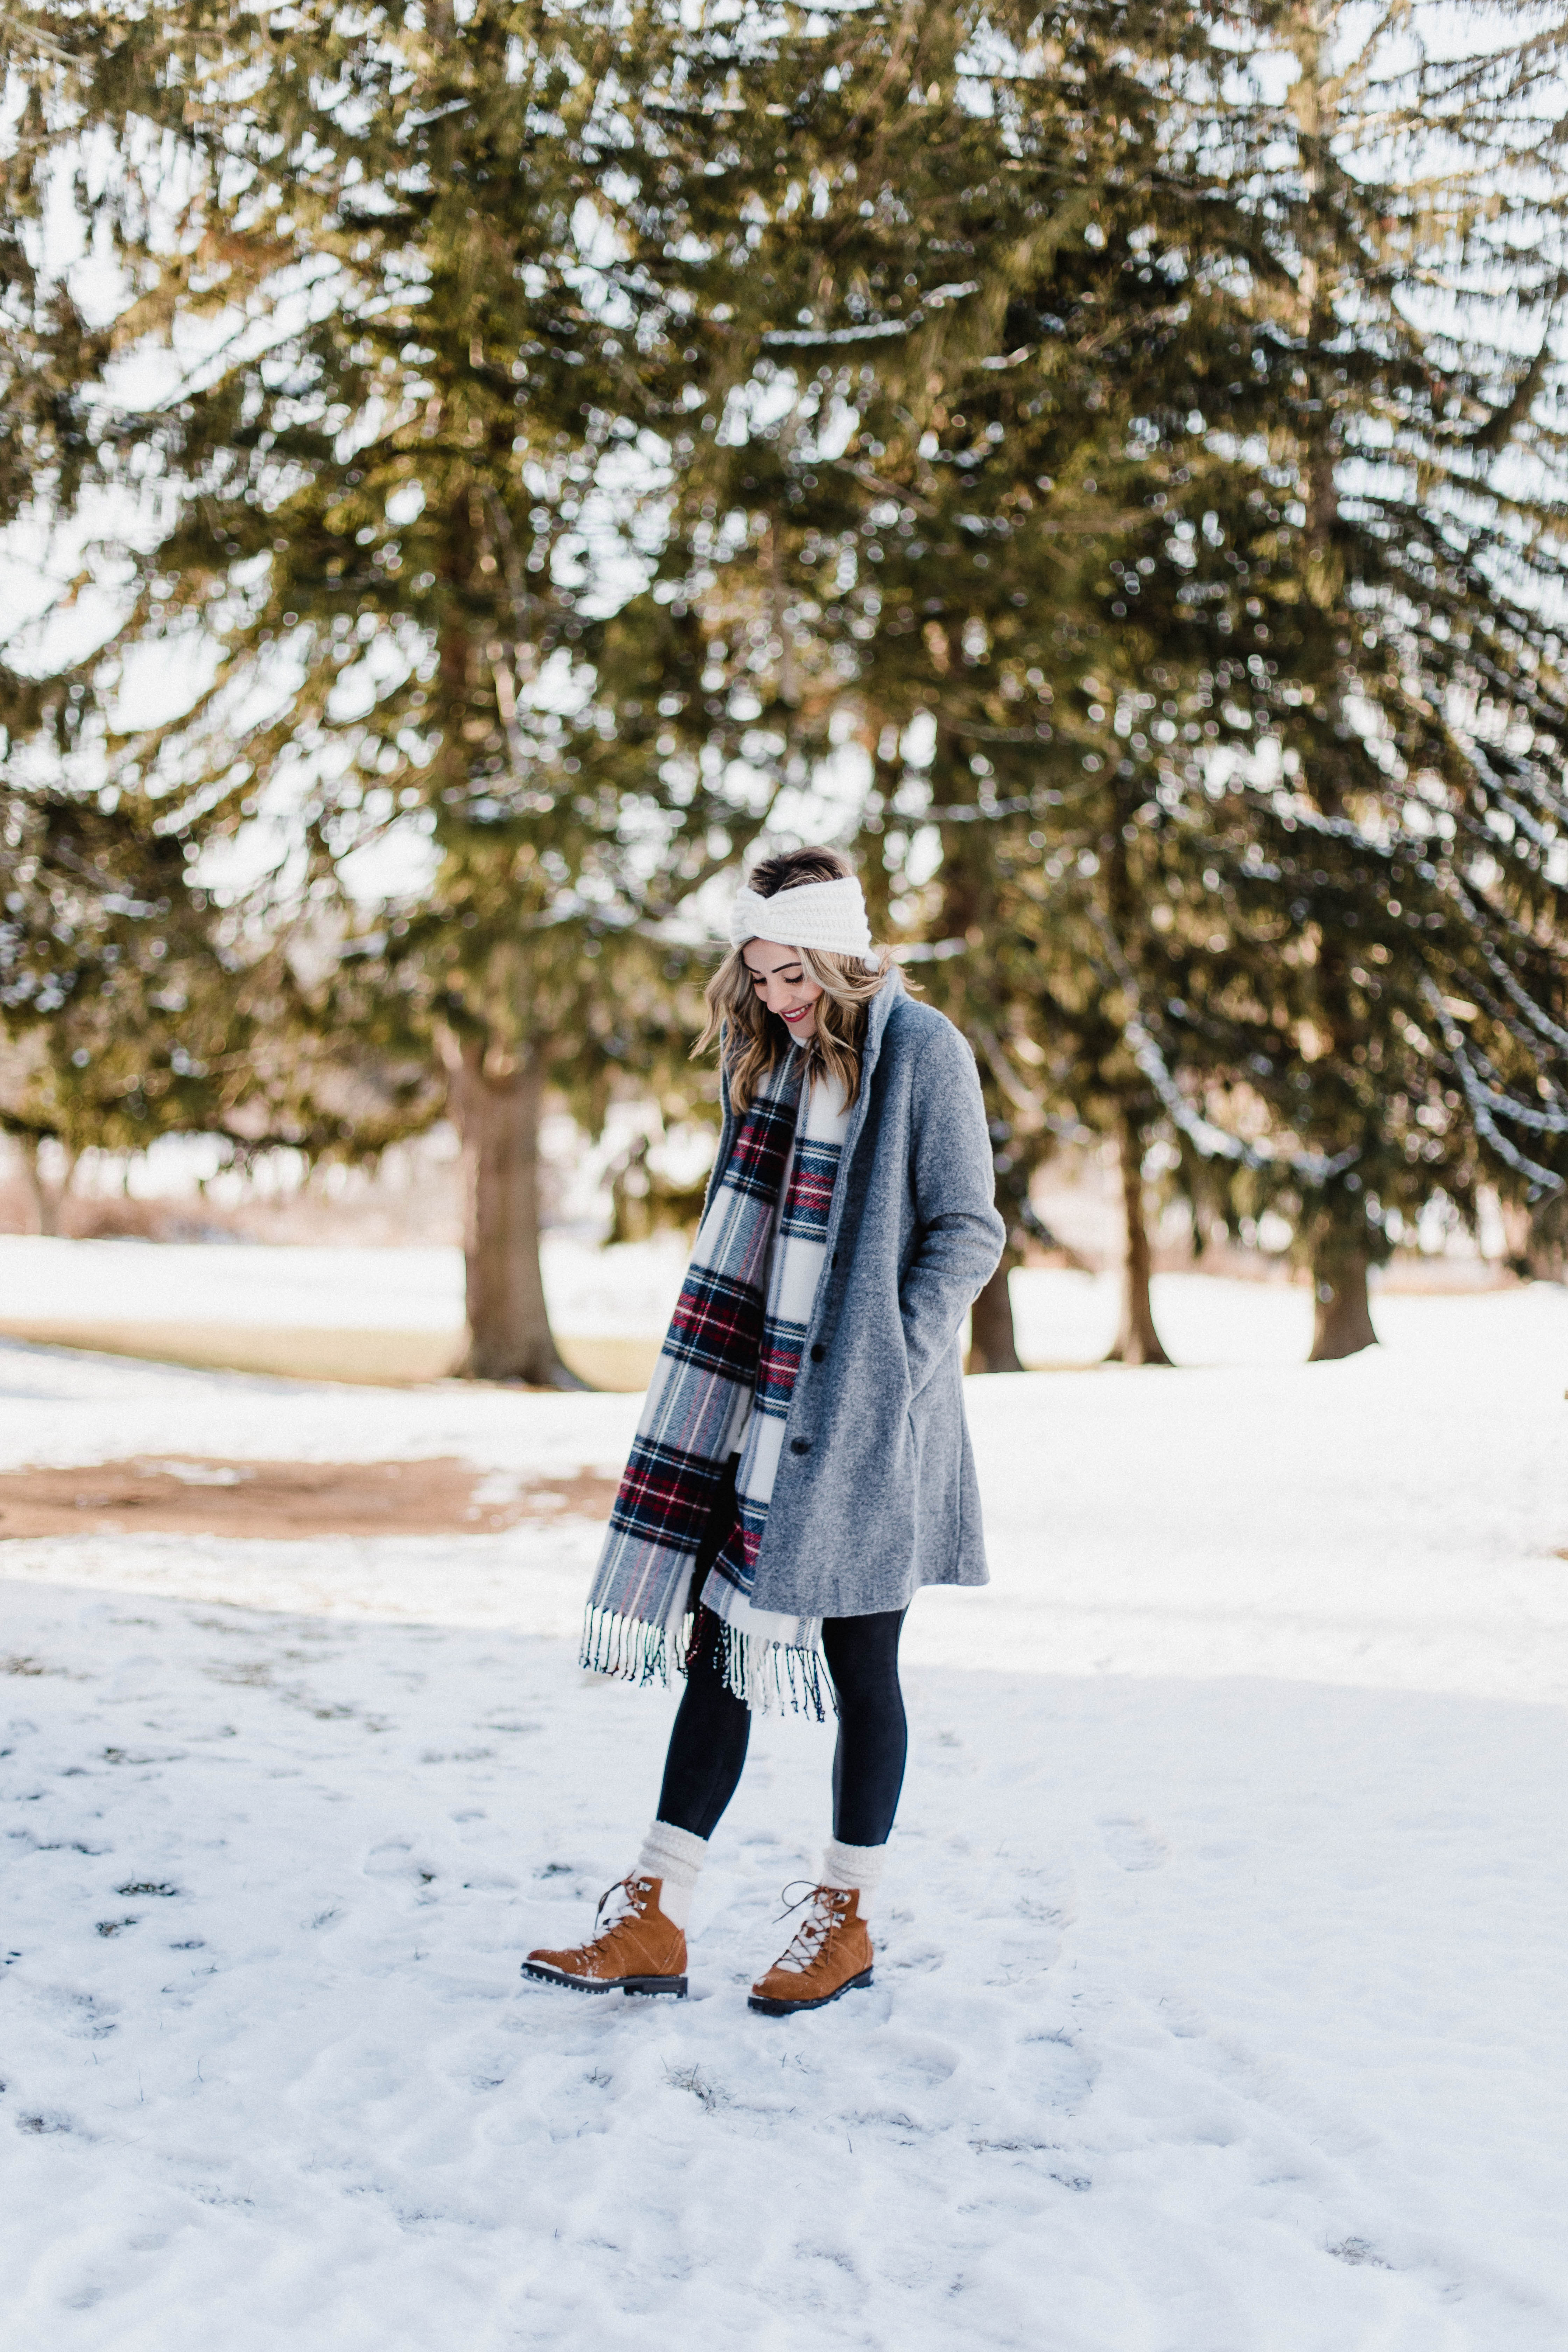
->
[728,876,879,970]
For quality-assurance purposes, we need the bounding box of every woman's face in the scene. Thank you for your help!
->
[741,941,824,1039]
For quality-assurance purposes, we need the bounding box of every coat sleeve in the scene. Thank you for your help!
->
[899,1018,1007,1399]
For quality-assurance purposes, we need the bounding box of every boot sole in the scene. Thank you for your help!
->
[748,1967,874,2017]
[522,1961,687,1997]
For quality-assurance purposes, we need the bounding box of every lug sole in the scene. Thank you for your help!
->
[748,1966,874,2017]
[522,1961,687,1997]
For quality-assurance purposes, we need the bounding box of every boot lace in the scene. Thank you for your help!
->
[569,1875,652,1952]
[770,1881,850,1974]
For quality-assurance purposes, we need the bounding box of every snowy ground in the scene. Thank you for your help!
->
[0,1233,687,1340]
[2,1269,1566,2348]
[0,1229,1427,1363]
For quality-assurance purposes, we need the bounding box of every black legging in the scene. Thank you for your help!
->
[657,1601,909,1848]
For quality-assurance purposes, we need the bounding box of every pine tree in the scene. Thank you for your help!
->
[573,0,1251,1366]
[19,0,1563,1377]
[0,9,111,548]
[0,790,226,1223]
[837,0,1568,1362]
[0,14,256,1213]
[0,778,424,1221]
[1156,0,1568,1354]
[3,0,760,1379]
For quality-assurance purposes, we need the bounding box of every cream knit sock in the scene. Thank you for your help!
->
[635,1819,708,1930]
[820,1836,886,1919]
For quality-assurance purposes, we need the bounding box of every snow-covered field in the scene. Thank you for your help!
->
[2,1263,1566,2348]
[0,1233,691,1340]
[0,1228,1420,1361]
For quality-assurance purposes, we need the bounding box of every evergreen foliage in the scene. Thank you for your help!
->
[664,0,1568,1362]
[2,0,1565,1372]
[580,0,1248,1359]
[1118,0,1568,1353]
[1,0,755,1372]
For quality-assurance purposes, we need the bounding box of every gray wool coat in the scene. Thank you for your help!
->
[705,970,1005,1619]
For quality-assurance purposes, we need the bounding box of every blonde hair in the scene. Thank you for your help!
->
[696,847,893,1114]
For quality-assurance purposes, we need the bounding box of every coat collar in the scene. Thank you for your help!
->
[856,964,905,1090]
[812,966,904,1268]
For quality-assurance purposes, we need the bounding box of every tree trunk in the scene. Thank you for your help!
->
[968,1260,1023,1373]
[15,1135,77,1237]
[1106,1114,1172,1366]
[1521,1193,1568,1283]
[1308,1236,1378,1361]
[444,1036,585,1387]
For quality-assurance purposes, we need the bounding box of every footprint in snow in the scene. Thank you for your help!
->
[1017,2029,1100,2112]
[363,1839,414,1874]
[1100,1817,1169,1873]
[362,1840,438,1891]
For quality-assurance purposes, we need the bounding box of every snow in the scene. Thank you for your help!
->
[0,1233,692,1339]
[0,1226,1505,1363]
[2,1266,1567,2348]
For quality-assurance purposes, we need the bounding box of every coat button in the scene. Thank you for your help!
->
[810,1344,826,1363]
[789,1437,811,1454]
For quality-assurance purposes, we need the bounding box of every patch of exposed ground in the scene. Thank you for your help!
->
[0,1457,619,1540]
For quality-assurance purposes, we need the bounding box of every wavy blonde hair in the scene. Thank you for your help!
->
[696,847,894,1114]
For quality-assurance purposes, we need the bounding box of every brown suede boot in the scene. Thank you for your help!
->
[749,1884,874,2016]
[523,1875,688,1997]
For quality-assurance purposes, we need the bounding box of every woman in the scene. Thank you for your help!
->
[525,847,1003,2014]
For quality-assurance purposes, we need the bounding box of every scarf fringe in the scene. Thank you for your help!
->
[714,1619,832,1723]
[579,1602,831,1723]
[580,1602,688,1690]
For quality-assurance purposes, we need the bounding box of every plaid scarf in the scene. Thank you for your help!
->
[581,1046,850,1717]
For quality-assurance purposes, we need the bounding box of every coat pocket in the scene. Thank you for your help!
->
[906,1362,963,1583]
